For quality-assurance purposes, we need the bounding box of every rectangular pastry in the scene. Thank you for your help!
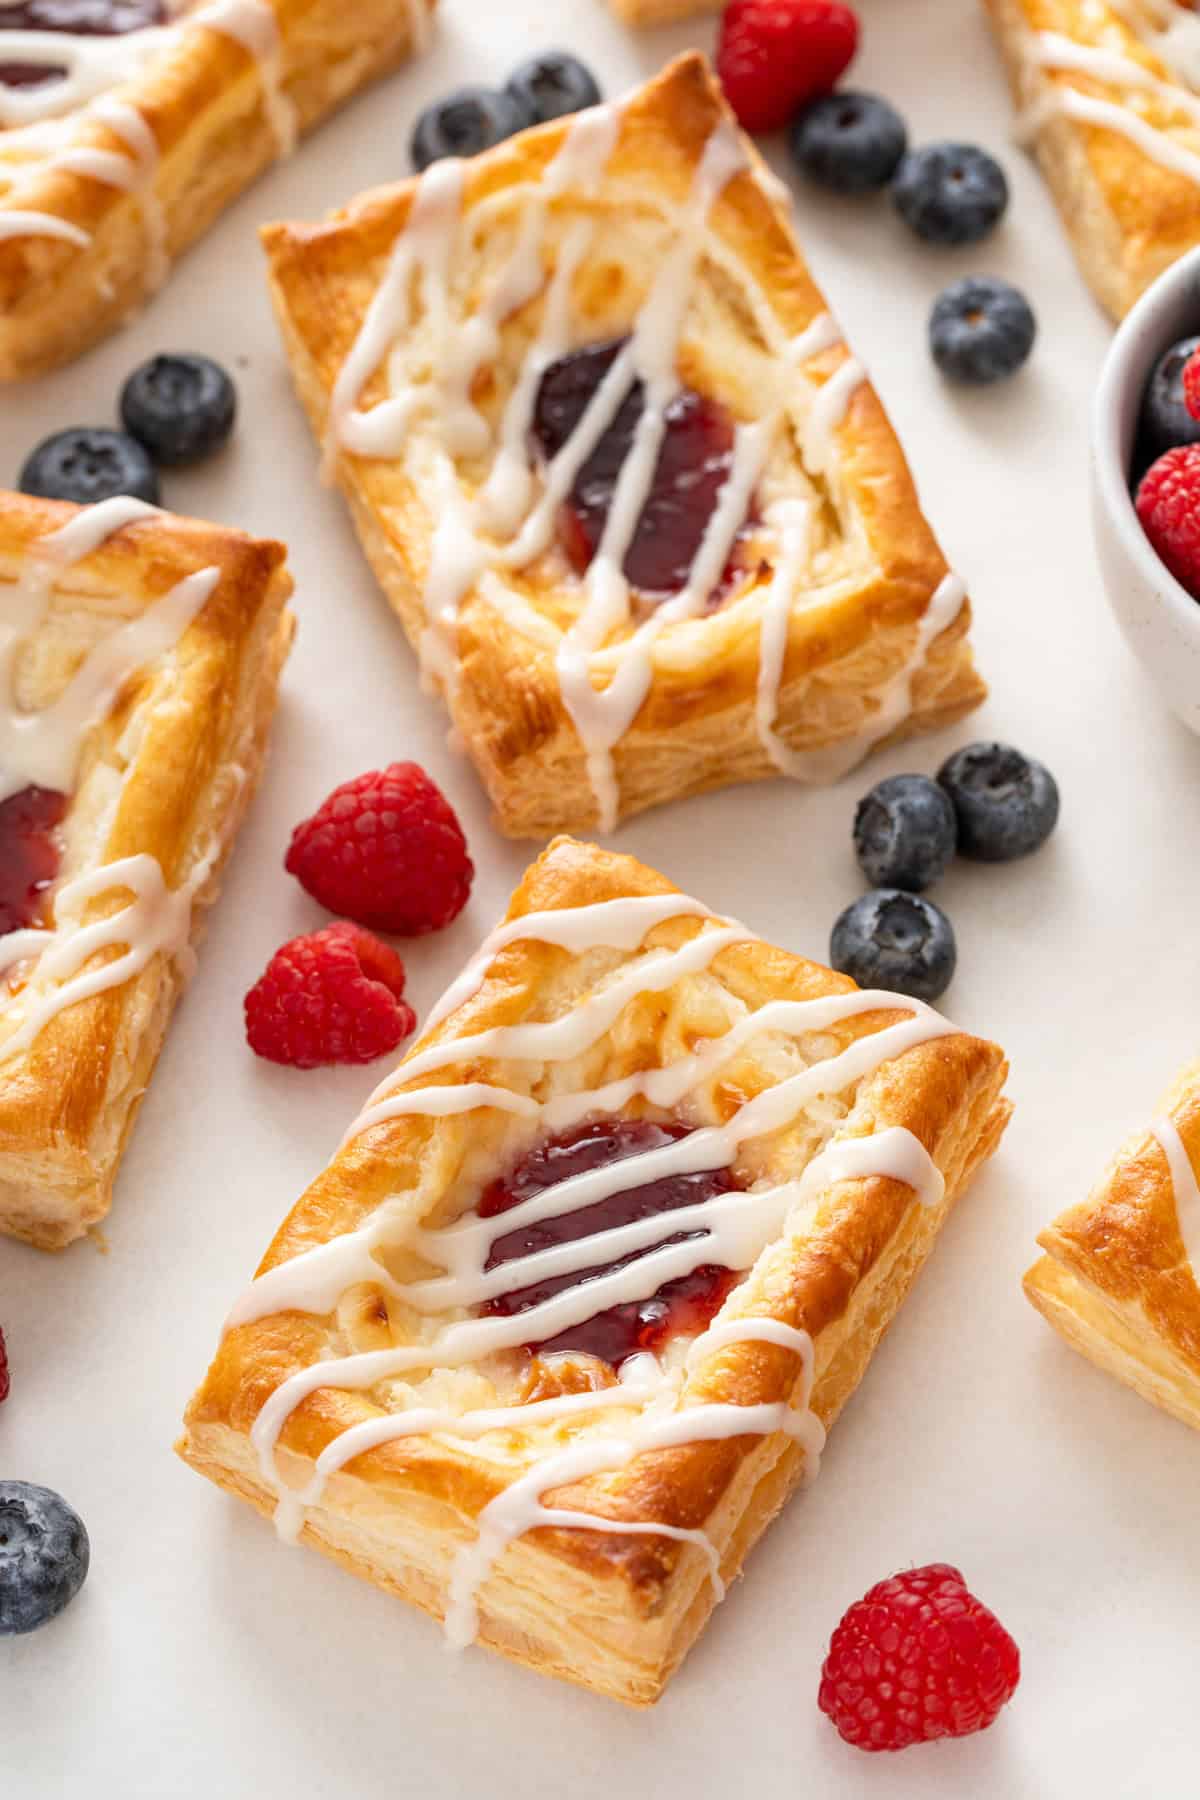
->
[0,488,293,1251]
[261,51,985,839]
[179,834,1010,1705]
[0,0,435,380]
[1025,1061,1200,1432]
[983,0,1200,318]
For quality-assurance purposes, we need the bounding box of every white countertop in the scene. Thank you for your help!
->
[4,2,1199,1794]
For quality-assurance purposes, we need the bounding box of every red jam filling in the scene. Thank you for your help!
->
[0,785,67,939]
[0,2,166,89]
[479,1118,740,1370]
[531,338,751,602]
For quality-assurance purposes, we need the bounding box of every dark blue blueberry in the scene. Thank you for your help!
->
[937,742,1059,863]
[789,91,907,195]
[853,773,957,892]
[18,427,159,505]
[410,86,530,172]
[119,353,236,466]
[929,277,1035,385]
[830,890,957,1003]
[0,1481,90,1636]
[1139,335,1200,462]
[892,142,1008,246]
[505,52,601,126]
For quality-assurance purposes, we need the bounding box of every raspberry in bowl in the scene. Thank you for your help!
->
[1092,245,1200,737]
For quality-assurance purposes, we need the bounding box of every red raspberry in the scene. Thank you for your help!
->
[1136,444,1200,599]
[716,0,859,135]
[244,922,417,1069]
[0,1326,8,1404]
[285,763,473,937]
[818,1563,1020,1753]
[1184,346,1200,422]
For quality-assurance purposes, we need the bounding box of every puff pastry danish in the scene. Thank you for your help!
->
[261,52,985,839]
[0,488,293,1251]
[984,0,1200,318]
[179,835,1010,1705]
[0,0,435,380]
[1026,1061,1200,1432]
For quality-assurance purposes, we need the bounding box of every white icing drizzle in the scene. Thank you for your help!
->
[0,26,171,129]
[1151,1116,1200,1276]
[319,99,960,831]
[1020,11,1200,189]
[756,569,966,782]
[195,0,296,157]
[228,884,959,1644]
[0,0,297,256]
[0,496,217,803]
[0,849,204,1060]
[0,207,88,244]
[0,495,219,1056]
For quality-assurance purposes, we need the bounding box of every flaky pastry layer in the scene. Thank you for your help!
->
[983,0,1200,318]
[0,489,293,1251]
[0,0,434,380]
[262,53,984,838]
[1026,1060,1200,1431]
[180,836,1009,1704]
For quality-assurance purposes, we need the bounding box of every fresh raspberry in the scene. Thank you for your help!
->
[1136,444,1200,599]
[0,1326,8,1405]
[716,0,859,135]
[285,762,473,937]
[818,1563,1020,1753]
[244,922,417,1069]
[1184,346,1200,422]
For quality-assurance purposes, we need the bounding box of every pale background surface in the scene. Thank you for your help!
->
[3,2,1197,1794]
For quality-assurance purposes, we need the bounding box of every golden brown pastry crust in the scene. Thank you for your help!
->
[0,0,434,380]
[606,0,720,22]
[0,489,294,1251]
[1025,1061,1200,1431]
[180,835,1010,1705]
[261,53,985,839]
[983,0,1200,318]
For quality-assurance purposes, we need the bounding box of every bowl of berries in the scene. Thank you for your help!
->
[1092,246,1200,736]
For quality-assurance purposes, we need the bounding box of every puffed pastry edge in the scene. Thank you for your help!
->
[180,835,1011,1705]
[0,490,294,1251]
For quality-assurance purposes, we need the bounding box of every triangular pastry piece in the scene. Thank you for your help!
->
[0,488,293,1250]
[261,53,985,839]
[1026,1060,1200,1430]
[984,0,1200,317]
[0,0,435,378]
[179,836,1010,1705]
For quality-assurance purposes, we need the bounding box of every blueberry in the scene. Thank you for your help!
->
[892,142,1008,246]
[18,427,159,506]
[789,91,907,195]
[1139,334,1200,463]
[929,277,1035,385]
[937,742,1059,862]
[120,353,236,466]
[410,86,530,172]
[0,1481,89,1636]
[506,52,601,127]
[853,773,957,892]
[830,890,957,1003]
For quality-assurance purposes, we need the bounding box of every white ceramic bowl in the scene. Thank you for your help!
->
[1092,245,1200,734]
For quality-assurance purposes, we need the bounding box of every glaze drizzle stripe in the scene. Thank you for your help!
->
[0,497,220,1058]
[1152,1116,1200,1277]
[0,0,299,255]
[233,881,958,1644]
[319,93,963,830]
